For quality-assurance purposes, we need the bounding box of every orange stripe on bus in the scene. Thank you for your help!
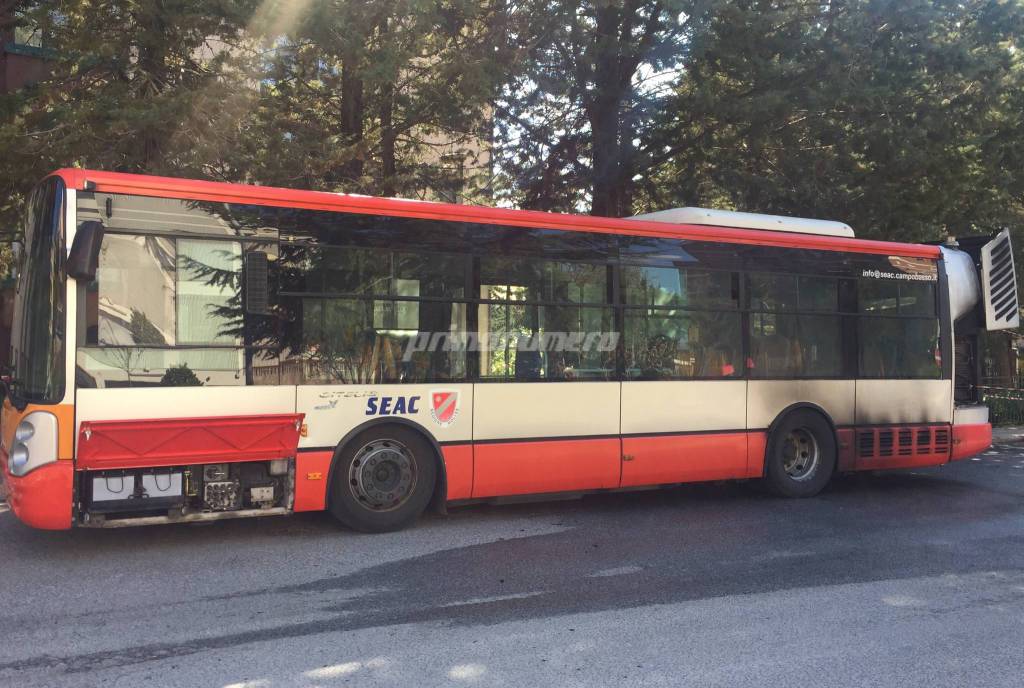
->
[621,433,750,487]
[472,437,621,498]
[442,444,473,500]
[746,432,769,478]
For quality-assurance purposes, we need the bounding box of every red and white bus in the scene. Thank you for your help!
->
[1,170,1015,531]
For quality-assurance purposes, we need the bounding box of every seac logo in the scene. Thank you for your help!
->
[429,389,460,427]
[366,395,420,416]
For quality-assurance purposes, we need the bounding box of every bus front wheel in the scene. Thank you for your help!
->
[328,426,437,533]
[764,410,836,497]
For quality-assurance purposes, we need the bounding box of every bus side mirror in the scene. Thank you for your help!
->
[66,221,105,281]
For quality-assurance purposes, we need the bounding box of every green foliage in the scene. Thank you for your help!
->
[228,0,508,200]
[159,363,203,387]
[0,0,257,236]
[1,0,1022,253]
[494,0,692,216]
[645,0,1024,243]
[496,0,1024,250]
[0,0,504,236]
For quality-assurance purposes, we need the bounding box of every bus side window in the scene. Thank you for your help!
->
[514,338,542,380]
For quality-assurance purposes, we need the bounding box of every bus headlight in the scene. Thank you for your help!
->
[7,412,58,477]
[9,444,29,472]
[15,420,35,443]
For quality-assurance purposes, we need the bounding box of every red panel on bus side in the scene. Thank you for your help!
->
[746,431,768,478]
[836,428,856,472]
[472,438,620,498]
[76,414,304,470]
[621,433,750,487]
[294,450,333,512]
[442,444,473,500]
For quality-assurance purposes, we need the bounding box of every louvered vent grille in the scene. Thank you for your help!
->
[858,426,951,459]
[898,429,913,455]
[857,431,875,458]
[878,430,894,457]
[981,229,1020,330]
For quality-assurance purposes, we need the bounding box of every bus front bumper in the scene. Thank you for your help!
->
[1,449,73,530]
[950,423,992,462]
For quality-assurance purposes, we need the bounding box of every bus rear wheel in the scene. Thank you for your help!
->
[764,410,836,497]
[328,426,437,533]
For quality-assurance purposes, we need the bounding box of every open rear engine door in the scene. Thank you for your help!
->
[979,229,1019,330]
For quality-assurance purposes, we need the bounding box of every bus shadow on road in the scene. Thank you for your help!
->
[3,456,1019,560]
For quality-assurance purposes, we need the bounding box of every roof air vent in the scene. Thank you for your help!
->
[626,207,855,238]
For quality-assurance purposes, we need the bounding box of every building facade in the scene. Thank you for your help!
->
[1,16,50,93]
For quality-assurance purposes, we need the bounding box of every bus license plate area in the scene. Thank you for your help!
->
[88,470,184,513]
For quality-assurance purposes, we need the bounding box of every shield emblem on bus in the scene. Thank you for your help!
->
[429,389,460,427]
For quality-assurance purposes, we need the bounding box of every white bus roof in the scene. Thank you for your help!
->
[628,207,855,238]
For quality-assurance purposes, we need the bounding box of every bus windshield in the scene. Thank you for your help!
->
[10,176,66,404]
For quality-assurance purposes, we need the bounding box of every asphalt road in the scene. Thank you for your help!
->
[1,445,1023,688]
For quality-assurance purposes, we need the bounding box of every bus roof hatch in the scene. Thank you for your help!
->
[627,207,855,238]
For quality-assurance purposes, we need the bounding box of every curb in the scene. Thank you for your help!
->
[992,428,1024,444]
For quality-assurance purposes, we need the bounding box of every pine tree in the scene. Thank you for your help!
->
[199,0,509,201]
[493,0,693,216]
[645,0,1024,242]
[0,0,257,233]
[0,0,507,238]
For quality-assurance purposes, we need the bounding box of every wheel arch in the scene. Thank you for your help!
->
[763,402,839,478]
[326,418,448,514]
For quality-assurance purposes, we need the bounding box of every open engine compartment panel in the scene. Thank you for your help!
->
[80,459,295,526]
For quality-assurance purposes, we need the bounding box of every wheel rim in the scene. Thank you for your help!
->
[349,439,418,512]
[781,427,820,481]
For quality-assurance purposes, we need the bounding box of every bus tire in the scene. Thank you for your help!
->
[328,425,437,533]
[764,410,836,498]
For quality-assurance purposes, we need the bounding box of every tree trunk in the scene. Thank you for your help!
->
[378,17,397,197]
[135,2,169,170]
[339,49,365,186]
[587,4,626,217]
[380,117,397,197]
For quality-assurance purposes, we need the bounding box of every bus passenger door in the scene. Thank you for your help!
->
[471,382,621,497]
